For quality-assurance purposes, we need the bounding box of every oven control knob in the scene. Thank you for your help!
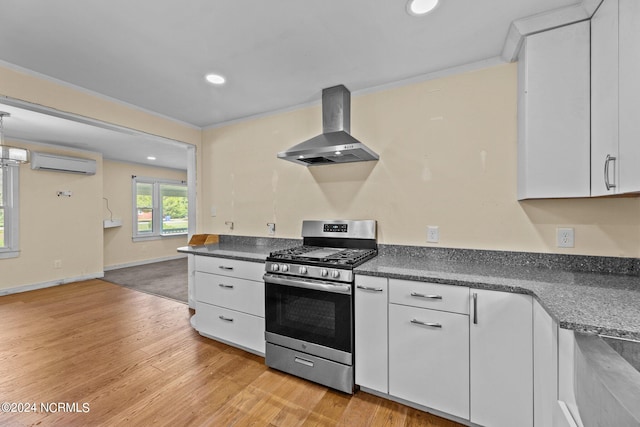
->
[271,264,279,272]
[299,266,307,274]
[281,264,289,272]
[320,269,328,277]
[331,270,340,279]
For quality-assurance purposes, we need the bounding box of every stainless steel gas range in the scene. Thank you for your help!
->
[263,219,377,394]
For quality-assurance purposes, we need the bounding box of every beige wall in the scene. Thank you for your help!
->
[0,65,201,145]
[103,160,187,268]
[202,63,640,258]
[0,142,103,289]
[0,64,200,291]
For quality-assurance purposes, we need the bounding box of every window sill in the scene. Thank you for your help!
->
[0,250,20,260]
[133,233,187,243]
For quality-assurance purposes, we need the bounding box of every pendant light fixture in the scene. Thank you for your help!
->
[0,112,30,164]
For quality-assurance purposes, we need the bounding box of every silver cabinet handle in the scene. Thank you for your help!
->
[604,154,617,191]
[410,319,442,328]
[218,266,234,271]
[356,285,384,292]
[473,293,478,325]
[410,292,442,300]
[218,283,234,289]
[264,273,351,295]
[218,315,234,322]
[294,357,314,367]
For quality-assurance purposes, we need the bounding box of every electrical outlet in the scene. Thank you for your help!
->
[267,223,276,236]
[53,259,62,269]
[557,227,575,248]
[427,226,439,243]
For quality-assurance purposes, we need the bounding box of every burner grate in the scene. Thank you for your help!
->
[269,246,377,266]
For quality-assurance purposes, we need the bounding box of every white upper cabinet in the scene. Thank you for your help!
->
[616,0,640,194]
[591,0,640,196]
[517,21,591,200]
[591,0,640,195]
[518,0,640,199]
[591,0,620,195]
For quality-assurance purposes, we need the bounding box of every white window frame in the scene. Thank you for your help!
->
[132,176,188,242]
[0,163,20,259]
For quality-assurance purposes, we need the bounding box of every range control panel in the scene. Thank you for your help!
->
[323,223,348,233]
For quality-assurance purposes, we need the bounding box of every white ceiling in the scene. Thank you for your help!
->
[0,102,189,170]
[0,0,579,170]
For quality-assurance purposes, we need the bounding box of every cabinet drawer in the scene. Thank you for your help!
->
[195,271,264,317]
[195,302,265,355]
[389,279,469,314]
[195,256,264,281]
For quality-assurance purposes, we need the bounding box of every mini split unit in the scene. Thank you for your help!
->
[30,152,97,175]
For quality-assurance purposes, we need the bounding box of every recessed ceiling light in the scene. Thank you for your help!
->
[205,73,226,85]
[147,156,156,160]
[407,0,439,16]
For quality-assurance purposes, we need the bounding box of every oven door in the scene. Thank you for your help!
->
[264,273,353,364]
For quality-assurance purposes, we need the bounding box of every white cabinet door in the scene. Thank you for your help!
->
[470,289,533,427]
[517,21,591,199]
[591,0,620,196]
[354,275,388,393]
[389,304,469,420]
[534,299,558,427]
[618,0,640,194]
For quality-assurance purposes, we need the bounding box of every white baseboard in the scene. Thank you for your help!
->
[0,272,105,296]
[103,254,187,271]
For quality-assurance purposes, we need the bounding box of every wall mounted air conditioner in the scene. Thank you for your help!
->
[30,152,97,175]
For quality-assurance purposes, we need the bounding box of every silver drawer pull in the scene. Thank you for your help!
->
[218,266,234,271]
[218,315,234,322]
[356,285,384,292]
[410,292,442,300]
[218,283,234,289]
[294,357,314,367]
[410,319,442,328]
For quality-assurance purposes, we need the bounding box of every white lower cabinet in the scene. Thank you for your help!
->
[470,289,533,427]
[534,298,558,427]
[193,256,265,355]
[354,275,388,394]
[356,278,538,426]
[389,304,469,419]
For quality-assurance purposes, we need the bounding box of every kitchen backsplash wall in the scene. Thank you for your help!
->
[201,63,640,258]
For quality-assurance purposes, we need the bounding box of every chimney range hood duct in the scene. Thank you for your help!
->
[277,85,379,166]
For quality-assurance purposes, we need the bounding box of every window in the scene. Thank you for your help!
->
[0,163,20,258]
[132,176,188,240]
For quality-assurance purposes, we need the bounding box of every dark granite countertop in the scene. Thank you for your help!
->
[356,247,640,340]
[178,237,640,340]
[177,236,300,263]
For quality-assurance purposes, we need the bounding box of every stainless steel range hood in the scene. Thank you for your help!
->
[277,85,379,166]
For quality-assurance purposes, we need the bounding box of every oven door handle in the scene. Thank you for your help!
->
[263,273,352,295]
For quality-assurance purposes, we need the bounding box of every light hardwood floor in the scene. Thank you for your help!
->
[0,280,464,426]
